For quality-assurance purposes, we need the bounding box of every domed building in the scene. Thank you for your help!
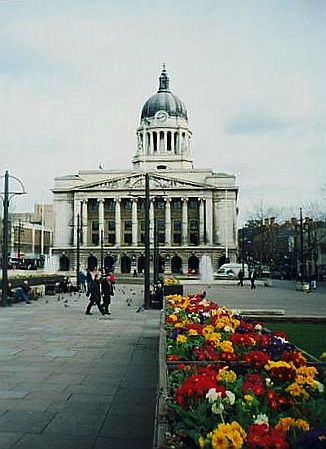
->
[52,67,238,274]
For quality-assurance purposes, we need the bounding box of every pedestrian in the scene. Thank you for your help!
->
[237,269,244,287]
[250,270,256,290]
[86,269,93,295]
[101,274,113,315]
[78,269,87,292]
[85,273,105,315]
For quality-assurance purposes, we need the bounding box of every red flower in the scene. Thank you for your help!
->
[174,368,223,407]
[268,365,296,384]
[167,354,179,361]
[246,424,289,449]
[230,332,256,346]
[242,373,265,396]
[243,350,270,368]
[281,350,306,367]
[266,389,293,411]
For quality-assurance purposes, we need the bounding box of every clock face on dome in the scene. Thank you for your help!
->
[155,111,168,122]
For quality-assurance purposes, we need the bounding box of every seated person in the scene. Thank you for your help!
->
[14,281,31,304]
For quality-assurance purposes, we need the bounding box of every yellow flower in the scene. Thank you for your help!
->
[220,340,234,353]
[202,325,215,336]
[295,419,310,431]
[265,360,294,371]
[218,366,237,383]
[276,417,310,433]
[176,334,187,344]
[244,394,254,403]
[188,329,198,336]
[168,314,178,322]
[198,436,205,449]
[286,382,310,400]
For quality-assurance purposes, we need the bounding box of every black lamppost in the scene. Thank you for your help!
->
[1,171,26,306]
[144,173,151,309]
[100,229,104,273]
[76,213,81,291]
[299,207,304,284]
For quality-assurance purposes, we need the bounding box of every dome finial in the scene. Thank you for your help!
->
[158,63,170,92]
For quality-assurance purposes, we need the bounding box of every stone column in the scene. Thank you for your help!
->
[165,198,171,246]
[199,198,205,245]
[149,199,155,245]
[206,196,213,245]
[82,199,88,246]
[164,130,168,153]
[182,197,188,246]
[132,198,138,246]
[115,198,121,247]
[98,198,105,246]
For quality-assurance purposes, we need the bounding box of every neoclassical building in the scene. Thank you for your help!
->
[52,67,238,273]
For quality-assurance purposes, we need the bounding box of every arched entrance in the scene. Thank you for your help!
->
[121,254,131,273]
[87,254,98,271]
[137,254,145,274]
[104,254,115,273]
[188,254,199,274]
[171,254,183,274]
[59,253,70,271]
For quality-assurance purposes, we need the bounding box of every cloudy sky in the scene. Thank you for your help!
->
[1,0,325,223]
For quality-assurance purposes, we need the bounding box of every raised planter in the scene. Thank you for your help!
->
[163,285,184,296]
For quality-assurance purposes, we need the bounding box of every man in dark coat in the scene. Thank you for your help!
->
[85,274,105,315]
[101,275,113,315]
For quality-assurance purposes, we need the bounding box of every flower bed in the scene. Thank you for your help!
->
[161,293,326,449]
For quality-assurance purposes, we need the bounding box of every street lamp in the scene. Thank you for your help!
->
[1,171,26,306]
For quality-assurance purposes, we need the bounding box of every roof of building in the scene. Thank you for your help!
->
[141,65,188,120]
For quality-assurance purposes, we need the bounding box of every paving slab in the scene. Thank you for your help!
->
[0,286,160,449]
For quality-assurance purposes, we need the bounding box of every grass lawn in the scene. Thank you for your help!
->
[263,322,326,359]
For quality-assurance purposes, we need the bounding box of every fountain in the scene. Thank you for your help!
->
[199,254,214,283]
[43,254,57,273]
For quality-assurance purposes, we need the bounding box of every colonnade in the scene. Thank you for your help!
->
[73,196,213,248]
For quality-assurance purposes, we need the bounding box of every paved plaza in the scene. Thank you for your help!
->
[0,281,325,449]
[0,286,161,449]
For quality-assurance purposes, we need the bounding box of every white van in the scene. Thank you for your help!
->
[215,263,249,279]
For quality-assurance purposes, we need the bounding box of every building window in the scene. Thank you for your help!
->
[124,220,132,231]
[173,220,181,232]
[108,220,115,231]
[92,234,99,245]
[124,234,132,245]
[156,200,165,210]
[107,200,115,211]
[189,220,199,231]
[90,200,98,212]
[107,234,115,246]
[157,220,165,231]
[172,199,182,210]
[188,199,198,209]
[122,199,132,210]
[190,233,199,245]
[92,221,99,231]
[173,233,181,245]
[140,221,145,231]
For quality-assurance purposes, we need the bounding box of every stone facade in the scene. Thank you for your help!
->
[52,67,238,274]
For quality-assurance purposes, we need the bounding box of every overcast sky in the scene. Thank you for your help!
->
[1,0,325,223]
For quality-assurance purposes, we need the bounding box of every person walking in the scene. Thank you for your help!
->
[85,273,105,315]
[250,269,257,290]
[237,269,244,287]
[86,269,93,295]
[101,274,113,315]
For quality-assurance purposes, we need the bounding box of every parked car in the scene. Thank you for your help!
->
[215,263,249,279]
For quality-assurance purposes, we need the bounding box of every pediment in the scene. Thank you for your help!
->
[72,173,207,192]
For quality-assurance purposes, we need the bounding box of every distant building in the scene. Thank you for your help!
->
[239,216,326,280]
[8,204,53,268]
[52,67,239,273]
